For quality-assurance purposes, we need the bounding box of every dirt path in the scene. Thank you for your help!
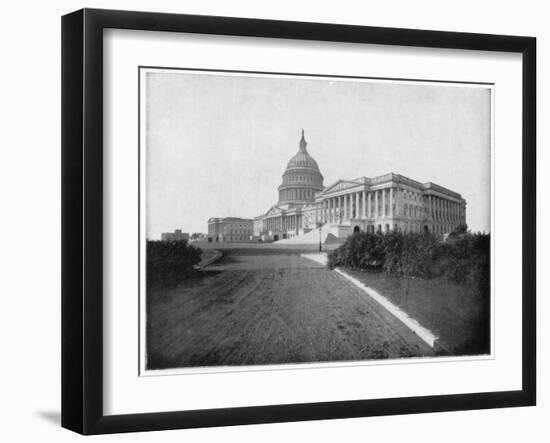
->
[147,251,433,369]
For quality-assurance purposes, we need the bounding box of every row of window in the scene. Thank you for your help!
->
[227,229,252,234]
[362,223,457,234]
[287,174,318,183]
[281,188,315,200]
[403,203,426,218]
[403,189,421,202]
[222,235,249,241]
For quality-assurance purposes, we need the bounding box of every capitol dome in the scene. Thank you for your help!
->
[278,130,324,205]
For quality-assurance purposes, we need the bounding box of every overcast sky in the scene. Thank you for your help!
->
[144,70,491,239]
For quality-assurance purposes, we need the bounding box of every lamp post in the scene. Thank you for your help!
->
[316,222,323,252]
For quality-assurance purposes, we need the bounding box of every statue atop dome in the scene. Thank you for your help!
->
[299,128,307,153]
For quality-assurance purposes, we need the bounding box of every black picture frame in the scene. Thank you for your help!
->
[61,8,536,435]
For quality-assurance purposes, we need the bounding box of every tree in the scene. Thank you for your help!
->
[399,234,420,304]
[452,224,468,235]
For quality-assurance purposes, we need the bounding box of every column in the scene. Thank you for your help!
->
[343,194,347,220]
[362,191,366,218]
[394,188,400,217]
[389,188,394,218]
[382,189,386,218]
[374,191,378,219]
[355,192,360,219]
[342,194,346,221]
[367,192,371,218]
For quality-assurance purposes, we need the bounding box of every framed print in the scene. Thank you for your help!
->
[61,8,536,435]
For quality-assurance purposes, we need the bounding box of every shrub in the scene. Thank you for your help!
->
[327,232,385,270]
[147,240,202,287]
[327,230,490,289]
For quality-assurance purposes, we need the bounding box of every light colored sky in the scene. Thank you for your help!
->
[145,70,491,239]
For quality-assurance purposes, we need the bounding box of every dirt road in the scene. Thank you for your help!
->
[147,250,433,369]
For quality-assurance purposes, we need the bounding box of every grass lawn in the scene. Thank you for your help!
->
[343,268,490,356]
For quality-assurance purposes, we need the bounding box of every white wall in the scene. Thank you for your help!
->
[0,0,546,441]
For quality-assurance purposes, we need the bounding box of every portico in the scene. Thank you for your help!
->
[315,173,466,234]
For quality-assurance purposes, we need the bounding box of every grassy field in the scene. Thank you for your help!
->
[343,268,490,355]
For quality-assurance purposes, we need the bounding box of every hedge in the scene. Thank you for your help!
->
[147,240,202,287]
[327,230,490,290]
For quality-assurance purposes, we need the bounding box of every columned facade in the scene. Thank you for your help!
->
[312,173,466,235]
[249,132,467,242]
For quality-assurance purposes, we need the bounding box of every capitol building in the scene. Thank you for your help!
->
[251,130,467,242]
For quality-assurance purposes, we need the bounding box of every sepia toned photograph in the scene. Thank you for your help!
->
[140,67,492,372]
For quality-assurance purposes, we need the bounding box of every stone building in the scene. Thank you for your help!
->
[255,130,323,241]
[254,130,466,241]
[313,173,466,235]
[207,217,254,242]
[160,229,189,242]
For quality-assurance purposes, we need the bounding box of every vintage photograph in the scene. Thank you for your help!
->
[141,68,492,371]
